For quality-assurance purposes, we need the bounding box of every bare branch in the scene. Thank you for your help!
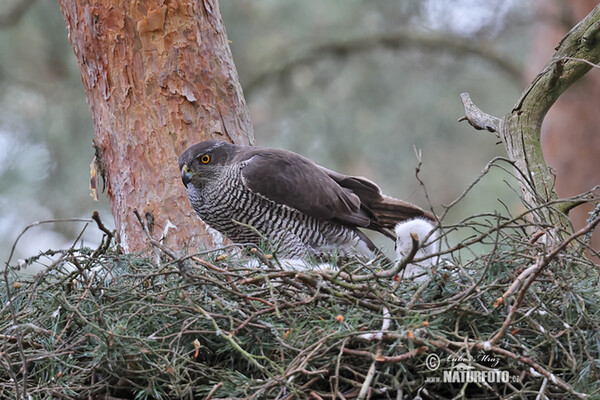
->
[558,56,600,68]
[460,5,600,231]
[459,92,501,135]
[244,31,522,95]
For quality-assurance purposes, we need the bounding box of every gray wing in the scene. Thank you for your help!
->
[239,149,372,227]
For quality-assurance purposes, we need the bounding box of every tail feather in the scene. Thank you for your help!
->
[369,195,435,229]
[322,166,436,238]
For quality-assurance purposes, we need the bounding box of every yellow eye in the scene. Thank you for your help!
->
[200,154,210,164]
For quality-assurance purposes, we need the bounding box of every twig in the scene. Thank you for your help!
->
[536,377,549,400]
[91,210,114,256]
[206,382,223,400]
[558,56,600,69]
[133,209,178,260]
[320,232,419,283]
[4,218,93,269]
[191,256,229,273]
[493,263,537,308]
[357,307,391,341]
[308,391,325,400]
[489,215,600,345]
[357,344,379,400]
[343,346,427,363]
[459,92,501,134]
[92,210,113,239]
[333,338,348,399]
[407,275,436,310]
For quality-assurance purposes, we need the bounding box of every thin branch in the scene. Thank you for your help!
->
[320,231,419,283]
[133,209,178,260]
[342,346,427,363]
[489,214,600,345]
[357,344,379,400]
[5,218,93,268]
[205,381,223,400]
[91,210,113,239]
[558,56,600,69]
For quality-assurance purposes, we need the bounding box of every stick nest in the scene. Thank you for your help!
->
[2,199,600,399]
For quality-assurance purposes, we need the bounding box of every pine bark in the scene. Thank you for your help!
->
[59,0,253,253]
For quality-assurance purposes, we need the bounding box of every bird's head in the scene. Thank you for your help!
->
[178,140,237,189]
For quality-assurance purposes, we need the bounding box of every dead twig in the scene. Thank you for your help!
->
[459,92,501,135]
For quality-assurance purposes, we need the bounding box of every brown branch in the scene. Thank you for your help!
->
[308,392,325,400]
[492,263,537,308]
[320,231,419,283]
[205,382,223,400]
[91,210,114,256]
[133,209,178,260]
[342,346,427,363]
[92,210,113,239]
[244,31,522,95]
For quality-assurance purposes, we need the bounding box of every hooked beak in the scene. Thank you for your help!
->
[181,167,193,187]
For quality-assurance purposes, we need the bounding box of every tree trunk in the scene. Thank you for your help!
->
[59,0,254,253]
[528,0,600,257]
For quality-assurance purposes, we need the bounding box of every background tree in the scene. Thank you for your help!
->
[529,0,600,255]
[58,0,253,253]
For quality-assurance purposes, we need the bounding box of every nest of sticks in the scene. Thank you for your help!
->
[2,175,600,400]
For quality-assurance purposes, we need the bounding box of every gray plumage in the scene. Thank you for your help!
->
[178,140,434,259]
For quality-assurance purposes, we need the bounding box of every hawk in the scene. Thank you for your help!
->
[179,140,434,259]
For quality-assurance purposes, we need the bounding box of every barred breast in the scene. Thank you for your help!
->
[186,165,371,259]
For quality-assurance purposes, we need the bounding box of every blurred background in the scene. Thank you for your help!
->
[1,0,598,264]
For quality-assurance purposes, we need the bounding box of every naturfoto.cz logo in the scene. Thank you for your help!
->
[425,353,519,384]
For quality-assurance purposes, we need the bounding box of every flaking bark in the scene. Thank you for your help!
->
[59,0,254,253]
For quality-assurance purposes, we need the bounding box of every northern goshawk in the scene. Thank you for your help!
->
[179,140,434,259]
